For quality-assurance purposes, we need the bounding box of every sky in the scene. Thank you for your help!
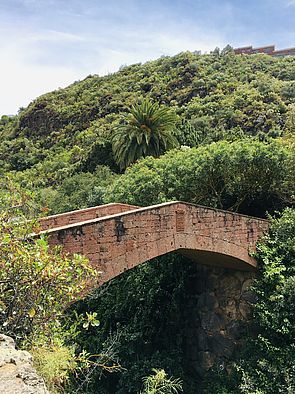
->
[1,0,295,116]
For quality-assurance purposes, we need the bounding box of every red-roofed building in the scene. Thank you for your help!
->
[234,45,295,57]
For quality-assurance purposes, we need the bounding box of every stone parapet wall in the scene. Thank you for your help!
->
[39,202,139,231]
[42,201,268,286]
[37,202,268,380]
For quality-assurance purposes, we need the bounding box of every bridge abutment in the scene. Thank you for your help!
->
[183,264,254,378]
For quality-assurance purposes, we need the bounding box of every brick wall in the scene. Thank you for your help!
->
[234,45,295,56]
[39,203,139,231]
[40,202,270,372]
[42,202,269,286]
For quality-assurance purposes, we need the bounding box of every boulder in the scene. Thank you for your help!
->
[0,334,49,394]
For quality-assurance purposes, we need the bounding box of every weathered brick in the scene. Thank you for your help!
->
[38,202,269,287]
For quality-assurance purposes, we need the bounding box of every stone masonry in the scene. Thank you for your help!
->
[40,201,269,286]
[182,264,256,378]
[39,202,139,231]
[39,202,269,378]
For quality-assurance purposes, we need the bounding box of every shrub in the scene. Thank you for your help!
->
[32,344,77,393]
[0,181,96,345]
[140,368,183,394]
[203,208,295,393]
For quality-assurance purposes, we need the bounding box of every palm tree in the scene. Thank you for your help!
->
[112,100,178,170]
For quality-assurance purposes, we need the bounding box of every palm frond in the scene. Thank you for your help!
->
[111,99,179,170]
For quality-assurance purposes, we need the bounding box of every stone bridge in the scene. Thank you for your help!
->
[39,202,269,286]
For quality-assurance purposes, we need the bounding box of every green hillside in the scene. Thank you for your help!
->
[1,50,294,393]
[1,51,294,201]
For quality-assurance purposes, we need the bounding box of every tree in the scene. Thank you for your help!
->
[0,181,125,391]
[221,44,234,56]
[111,100,178,170]
[107,140,292,217]
[243,208,295,393]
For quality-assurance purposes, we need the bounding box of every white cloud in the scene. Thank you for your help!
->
[0,0,226,116]
[0,31,83,115]
[0,52,82,115]
[28,30,85,43]
[0,21,224,115]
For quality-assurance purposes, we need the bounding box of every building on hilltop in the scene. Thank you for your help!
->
[234,45,295,57]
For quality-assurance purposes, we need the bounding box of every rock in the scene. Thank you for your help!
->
[197,292,218,310]
[201,311,224,332]
[184,267,256,376]
[207,333,234,357]
[223,299,239,319]
[241,290,258,304]
[197,329,209,351]
[241,278,253,293]
[221,276,241,295]
[234,271,253,284]
[0,334,49,394]
[226,320,246,339]
[239,300,252,319]
[194,351,215,376]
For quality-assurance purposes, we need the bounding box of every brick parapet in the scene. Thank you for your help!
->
[42,202,269,286]
[39,203,139,231]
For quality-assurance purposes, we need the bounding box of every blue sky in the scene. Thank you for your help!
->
[1,0,295,115]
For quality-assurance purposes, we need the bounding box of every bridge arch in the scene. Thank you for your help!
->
[41,202,269,286]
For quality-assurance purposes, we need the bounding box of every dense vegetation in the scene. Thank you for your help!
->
[204,208,295,394]
[1,50,294,203]
[105,139,293,216]
[0,183,99,392]
[0,49,294,393]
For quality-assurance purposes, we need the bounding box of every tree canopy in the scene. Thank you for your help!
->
[112,100,178,170]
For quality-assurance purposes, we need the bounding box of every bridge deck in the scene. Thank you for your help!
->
[40,201,269,285]
[40,201,268,234]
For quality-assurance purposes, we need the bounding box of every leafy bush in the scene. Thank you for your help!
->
[38,165,116,214]
[69,254,202,393]
[203,208,295,393]
[32,344,77,393]
[0,182,96,344]
[107,139,293,217]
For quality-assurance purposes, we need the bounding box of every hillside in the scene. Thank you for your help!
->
[1,51,294,192]
[1,50,295,394]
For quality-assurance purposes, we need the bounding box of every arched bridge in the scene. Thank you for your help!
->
[40,202,269,286]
